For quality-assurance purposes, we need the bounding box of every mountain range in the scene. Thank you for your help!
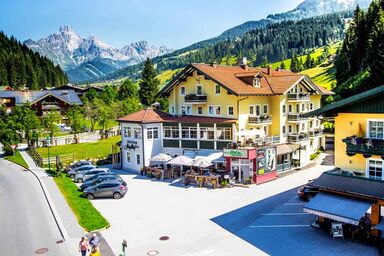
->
[24,25,172,83]
[24,0,372,84]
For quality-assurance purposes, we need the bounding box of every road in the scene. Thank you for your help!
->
[0,159,70,256]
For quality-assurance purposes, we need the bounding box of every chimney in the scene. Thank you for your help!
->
[267,65,272,75]
[210,61,218,68]
[239,57,248,70]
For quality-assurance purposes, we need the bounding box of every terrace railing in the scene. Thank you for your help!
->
[184,94,207,103]
[342,136,384,157]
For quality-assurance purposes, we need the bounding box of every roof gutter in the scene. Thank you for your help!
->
[236,96,249,122]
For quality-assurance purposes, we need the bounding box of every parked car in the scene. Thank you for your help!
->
[80,175,123,191]
[82,172,117,183]
[67,165,96,179]
[56,123,72,132]
[83,180,128,199]
[297,180,319,201]
[74,168,110,183]
[64,161,93,173]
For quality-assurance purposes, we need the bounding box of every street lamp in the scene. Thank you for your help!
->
[46,136,51,172]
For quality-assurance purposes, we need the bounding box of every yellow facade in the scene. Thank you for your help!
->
[334,113,384,174]
[167,70,324,165]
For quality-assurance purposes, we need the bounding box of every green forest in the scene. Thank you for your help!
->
[0,32,68,89]
[334,0,384,100]
[101,11,352,81]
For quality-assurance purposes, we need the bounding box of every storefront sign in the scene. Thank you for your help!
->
[224,149,248,158]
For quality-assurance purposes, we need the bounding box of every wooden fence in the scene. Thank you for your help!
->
[27,147,43,167]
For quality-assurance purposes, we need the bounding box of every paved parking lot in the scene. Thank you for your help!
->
[90,153,343,255]
[212,188,378,256]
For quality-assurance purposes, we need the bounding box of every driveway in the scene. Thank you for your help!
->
[92,152,336,255]
[212,188,378,256]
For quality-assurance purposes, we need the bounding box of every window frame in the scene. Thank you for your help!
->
[227,105,234,116]
[215,84,221,95]
[147,127,159,140]
[196,84,203,95]
[126,152,131,163]
[180,86,186,96]
[367,119,384,140]
[367,158,383,180]
[136,153,141,165]
[197,106,203,115]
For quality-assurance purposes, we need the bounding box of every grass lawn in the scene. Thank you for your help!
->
[4,151,29,169]
[54,175,109,231]
[157,69,183,88]
[300,65,336,90]
[36,136,121,161]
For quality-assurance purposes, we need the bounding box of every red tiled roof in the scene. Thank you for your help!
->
[117,108,237,124]
[159,63,334,96]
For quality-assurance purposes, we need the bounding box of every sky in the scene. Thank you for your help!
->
[0,0,303,49]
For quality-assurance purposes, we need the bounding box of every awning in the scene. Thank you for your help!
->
[212,156,225,163]
[277,144,293,155]
[303,193,372,226]
[183,150,197,159]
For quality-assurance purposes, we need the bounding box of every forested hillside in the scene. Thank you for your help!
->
[334,0,384,99]
[99,12,352,82]
[0,32,68,89]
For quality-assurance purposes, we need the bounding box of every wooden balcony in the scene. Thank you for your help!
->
[184,94,207,104]
[288,93,310,101]
[248,115,272,124]
[342,136,384,157]
[288,113,309,122]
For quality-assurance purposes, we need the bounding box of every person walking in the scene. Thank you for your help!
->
[89,233,100,249]
[78,237,89,256]
[89,246,101,256]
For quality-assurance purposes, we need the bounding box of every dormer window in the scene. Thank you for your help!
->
[253,77,260,87]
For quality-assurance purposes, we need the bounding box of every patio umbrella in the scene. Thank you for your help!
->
[167,155,193,166]
[191,157,212,168]
[150,153,173,162]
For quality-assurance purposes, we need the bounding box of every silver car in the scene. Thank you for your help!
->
[64,161,93,172]
[67,164,96,179]
[74,168,110,183]
[83,180,128,199]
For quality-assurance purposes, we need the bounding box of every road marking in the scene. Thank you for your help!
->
[249,224,310,228]
[284,203,306,206]
[261,213,310,216]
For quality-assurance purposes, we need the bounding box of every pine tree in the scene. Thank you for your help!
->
[280,61,286,70]
[139,58,160,106]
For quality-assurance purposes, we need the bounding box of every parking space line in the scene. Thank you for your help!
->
[260,213,310,216]
[249,224,310,228]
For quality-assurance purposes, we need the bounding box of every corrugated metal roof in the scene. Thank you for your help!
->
[0,90,83,105]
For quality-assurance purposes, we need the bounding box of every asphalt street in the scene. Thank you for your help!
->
[212,187,378,256]
[0,159,70,256]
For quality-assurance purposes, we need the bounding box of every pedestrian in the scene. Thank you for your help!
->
[78,237,89,256]
[89,232,100,249]
[89,246,101,256]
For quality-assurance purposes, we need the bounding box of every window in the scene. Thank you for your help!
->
[263,105,268,115]
[282,125,286,134]
[133,127,142,139]
[309,121,313,129]
[263,126,267,134]
[170,106,175,114]
[127,152,131,163]
[228,106,234,116]
[256,105,261,116]
[249,106,254,115]
[164,126,179,138]
[282,105,286,114]
[309,103,314,111]
[301,123,305,131]
[182,127,197,139]
[288,125,292,133]
[136,154,141,165]
[296,104,300,113]
[368,159,383,180]
[253,77,260,87]
[209,106,214,115]
[216,127,232,140]
[215,106,221,116]
[301,104,305,112]
[197,85,203,95]
[215,84,221,95]
[288,104,293,113]
[147,127,159,139]
[197,106,203,115]
[368,120,384,139]
[200,127,214,140]
[181,106,192,115]
[180,86,186,96]
[124,127,131,138]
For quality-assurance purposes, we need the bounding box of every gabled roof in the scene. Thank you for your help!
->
[158,63,333,97]
[304,85,384,117]
[117,108,237,124]
[0,90,83,105]
[312,171,384,200]
[52,84,103,92]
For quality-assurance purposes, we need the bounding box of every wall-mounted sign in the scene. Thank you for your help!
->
[224,149,248,158]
